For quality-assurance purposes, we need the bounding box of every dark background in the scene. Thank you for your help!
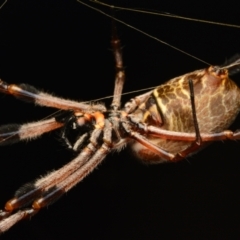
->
[0,0,240,239]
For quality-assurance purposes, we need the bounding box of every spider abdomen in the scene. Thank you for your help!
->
[131,66,240,163]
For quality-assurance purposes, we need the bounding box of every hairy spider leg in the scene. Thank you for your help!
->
[0,118,64,145]
[111,21,125,110]
[0,127,103,232]
[0,22,125,233]
[0,79,106,113]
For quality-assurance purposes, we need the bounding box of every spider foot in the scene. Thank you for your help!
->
[0,209,38,233]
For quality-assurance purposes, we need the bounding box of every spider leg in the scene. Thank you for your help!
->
[33,120,112,210]
[33,142,110,210]
[0,128,102,212]
[172,78,203,160]
[188,78,201,145]
[0,124,109,232]
[0,141,110,233]
[122,122,175,160]
[0,79,106,113]
[126,117,240,161]
[142,124,240,141]
[110,23,125,110]
[110,24,153,113]
[0,118,63,145]
[0,209,38,233]
[0,118,114,233]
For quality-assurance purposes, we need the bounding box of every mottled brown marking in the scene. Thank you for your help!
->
[131,65,240,162]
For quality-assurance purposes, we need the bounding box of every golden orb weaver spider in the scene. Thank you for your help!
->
[0,0,240,238]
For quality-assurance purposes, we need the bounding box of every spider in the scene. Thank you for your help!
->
[1,0,240,236]
[1,16,240,232]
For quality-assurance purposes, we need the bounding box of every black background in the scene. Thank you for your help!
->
[1,0,240,239]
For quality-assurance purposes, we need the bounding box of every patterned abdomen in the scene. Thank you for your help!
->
[131,66,240,163]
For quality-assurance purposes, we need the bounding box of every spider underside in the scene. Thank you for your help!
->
[0,30,240,233]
